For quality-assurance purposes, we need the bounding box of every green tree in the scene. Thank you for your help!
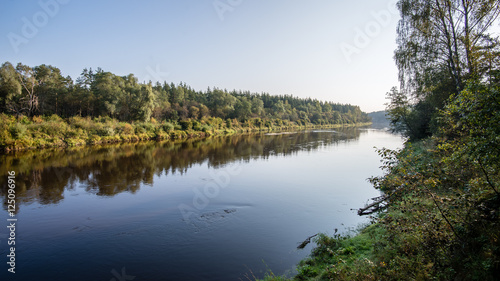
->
[251,96,264,116]
[233,96,251,121]
[0,62,22,114]
[91,71,126,118]
[209,88,236,118]
[169,85,185,105]
[34,64,70,116]
[391,0,500,138]
[131,84,155,121]
[386,86,432,139]
[15,63,39,116]
[440,81,500,168]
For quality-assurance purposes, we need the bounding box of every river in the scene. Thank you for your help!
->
[0,128,402,280]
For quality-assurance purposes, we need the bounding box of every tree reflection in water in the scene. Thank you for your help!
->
[0,128,362,212]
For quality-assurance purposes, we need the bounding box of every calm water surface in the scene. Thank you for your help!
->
[0,128,402,281]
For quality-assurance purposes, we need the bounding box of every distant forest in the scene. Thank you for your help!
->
[367,110,390,129]
[0,62,370,125]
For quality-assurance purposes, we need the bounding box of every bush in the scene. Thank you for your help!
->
[36,121,68,137]
[9,123,27,139]
[192,120,202,131]
[116,123,134,135]
[64,128,85,138]
[96,126,115,137]
[134,125,145,134]
[179,120,193,130]
[18,115,31,124]
[45,114,63,122]
[201,125,211,133]
[134,122,155,134]
[32,116,43,123]
[68,116,93,131]
[225,118,232,129]
[161,122,175,132]
[94,116,113,123]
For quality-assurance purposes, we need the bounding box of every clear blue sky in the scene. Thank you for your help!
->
[0,0,400,112]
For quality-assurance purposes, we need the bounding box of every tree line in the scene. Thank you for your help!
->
[0,62,369,125]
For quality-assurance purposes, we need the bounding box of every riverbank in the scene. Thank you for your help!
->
[261,136,500,280]
[0,114,371,153]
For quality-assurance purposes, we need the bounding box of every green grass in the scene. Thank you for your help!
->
[259,224,385,281]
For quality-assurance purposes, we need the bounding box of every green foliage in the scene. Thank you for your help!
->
[9,122,26,138]
[179,119,193,131]
[0,112,361,152]
[161,122,175,132]
[283,225,382,281]
[369,135,500,279]
[225,118,232,129]
[0,62,22,112]
[388,0,500,140]
[386,87,437,140]
[0,61,370,127]
[439,82,500,167]
[116,122,134,135]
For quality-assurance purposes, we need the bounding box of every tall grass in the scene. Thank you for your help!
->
[1,114,364,152]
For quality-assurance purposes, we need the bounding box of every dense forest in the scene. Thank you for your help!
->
[0,62,370,151]
[0,62,369,125]
[261,0,500,280]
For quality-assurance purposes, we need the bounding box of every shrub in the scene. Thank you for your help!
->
[18,115,31,124]
[134,122,155,134]
[35,121,68,137]
[64,128,84,138]
[32,115,43,123]
[68,116,93,131]
[201,125,211,133]
[225,118,232,129]
[192,120,202,131]
[88,134,101,144]
[180,120,193,130]
[94,116,113,123]
[45,114,63,122]
[116,123,134,135]
[134,125,145,134]
[9,123,27,139]
[161,122,175,132]
[97,126,115,137]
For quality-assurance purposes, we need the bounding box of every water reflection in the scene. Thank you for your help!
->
[0,128,363,211]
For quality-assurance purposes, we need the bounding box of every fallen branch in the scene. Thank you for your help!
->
[358,195,389,216]
[297,233,318,249]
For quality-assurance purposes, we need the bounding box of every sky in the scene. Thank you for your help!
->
[0,0,401,113]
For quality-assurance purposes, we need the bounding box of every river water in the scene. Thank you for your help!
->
[0,128,402,281]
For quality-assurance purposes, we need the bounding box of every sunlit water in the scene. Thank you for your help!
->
[0,128,402,280]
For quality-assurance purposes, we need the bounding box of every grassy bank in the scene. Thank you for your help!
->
[0,114,370,152]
